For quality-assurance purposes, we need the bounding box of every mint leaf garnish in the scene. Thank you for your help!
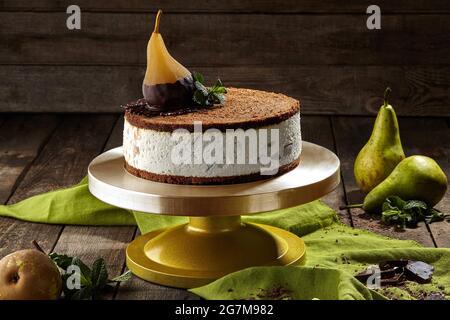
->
[192,72,227,107]
[90,258,109,296]
[49,253,73,269]
[381,196,445,229]
[193,72,204,84]
[193,90,208,106]
[110,270,132,283]
[50,252,132,300]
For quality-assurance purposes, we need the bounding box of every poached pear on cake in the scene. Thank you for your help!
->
[122,10,302,185]
[142,10,194,108]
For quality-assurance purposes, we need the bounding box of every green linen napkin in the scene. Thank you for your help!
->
[1,177,449,300]
[0,177,135,226]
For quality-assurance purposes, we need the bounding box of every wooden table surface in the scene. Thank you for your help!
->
[0,114,449,299]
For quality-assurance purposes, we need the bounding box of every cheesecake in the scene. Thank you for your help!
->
[123,87,301,184]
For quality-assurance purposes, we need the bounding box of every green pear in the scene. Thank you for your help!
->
[354,88,405,193]
[363,155,448,213]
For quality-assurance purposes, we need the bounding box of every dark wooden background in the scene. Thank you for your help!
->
[1,0,450,116]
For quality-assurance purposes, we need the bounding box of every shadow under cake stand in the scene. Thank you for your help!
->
[88,141,340,288]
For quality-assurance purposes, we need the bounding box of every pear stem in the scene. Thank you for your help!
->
[339,204,363,210]
[383,87,391,106]
[154,9,163,33]
[32,240,46,254]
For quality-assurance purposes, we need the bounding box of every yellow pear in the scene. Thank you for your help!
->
[142,10,194,107]
[0,250,62,300]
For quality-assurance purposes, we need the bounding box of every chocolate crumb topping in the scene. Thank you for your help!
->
[122,98,219,117]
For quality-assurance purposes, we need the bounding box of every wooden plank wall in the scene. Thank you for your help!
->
[1,1,450,115]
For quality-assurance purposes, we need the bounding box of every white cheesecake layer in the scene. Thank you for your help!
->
[123,112,301,178]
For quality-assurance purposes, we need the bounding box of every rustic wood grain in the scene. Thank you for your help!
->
[2,1,449,13]
[2,65,450,116]
[8,115,116,201]
[302,116,351,225]
[331,116,436,247]
[0,114,60,258]
[103,115,123,151]
[50,115,137,300]
[399,118,450,248]
[0,115,59,203]
[1,13,450,66]
[0,115,116,259]
[116,276,200,300]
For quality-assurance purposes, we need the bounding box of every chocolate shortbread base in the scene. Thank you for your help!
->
[124,157,301,185]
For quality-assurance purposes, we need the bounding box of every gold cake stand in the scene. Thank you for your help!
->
[88,142,340,288]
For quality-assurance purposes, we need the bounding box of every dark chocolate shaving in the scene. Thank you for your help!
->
[355,259,434,288]
[122,98,215,118]
[122,97,225,118]
[405,261,434,284]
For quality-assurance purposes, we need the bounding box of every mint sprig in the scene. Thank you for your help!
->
[50,252,132,300]
[192,72,227,106]
[381,196,445,229]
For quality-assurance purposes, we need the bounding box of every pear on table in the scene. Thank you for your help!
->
[363,155,448,213]
[354,88,405,193]
[0,249,62,300]
[142,10,194,108]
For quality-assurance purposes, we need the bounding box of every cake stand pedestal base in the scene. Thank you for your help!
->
[89,142,340,289]
[126,215,305,288]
